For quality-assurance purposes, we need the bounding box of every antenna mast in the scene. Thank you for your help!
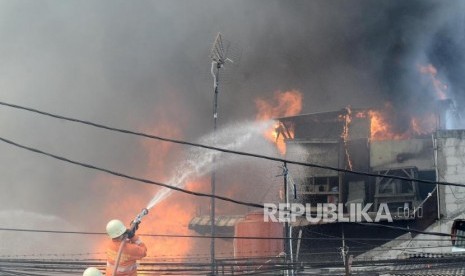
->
[209,32,229,276]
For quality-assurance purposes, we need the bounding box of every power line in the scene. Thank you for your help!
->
[0,227,360,240]
[0,135,264,210]
[1,242,458,261]
[0,100,464,188]
[0,134,462,245]
[0,259,293,276]
[6,130,454,228]
[0,227,460,242]
[1,101,464,246]
[1,131,461,243]
[4,256,465,275]
[355,222,458,238]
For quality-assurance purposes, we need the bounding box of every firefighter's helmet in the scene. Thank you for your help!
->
[106,219,126,238]
[83,267,102,276]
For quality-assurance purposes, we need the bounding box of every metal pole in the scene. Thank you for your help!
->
[289,226,294,276]
[433,133,441,220]
[283,162,292,276]
[295,229,303,262]
[210,62,221,276]
[341,224,350,276]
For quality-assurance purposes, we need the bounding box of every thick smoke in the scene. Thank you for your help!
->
[0,0,465,256]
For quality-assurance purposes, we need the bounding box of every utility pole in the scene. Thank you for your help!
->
[282,162,293,276]
[341,224,350,276]
[209,63,219,276]
[295,229,303,262]
[209,33,227,276]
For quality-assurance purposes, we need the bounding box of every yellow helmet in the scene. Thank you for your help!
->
[83,267,102,276]
[106,219,126,238]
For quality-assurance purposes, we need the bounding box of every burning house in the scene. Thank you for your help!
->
[180,84,465,275]
[274,100,465,264]
[278,106,437,218]
[187,91,465,268]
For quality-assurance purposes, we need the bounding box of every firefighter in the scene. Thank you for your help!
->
[105,219,147,276]
[83,267,102,276]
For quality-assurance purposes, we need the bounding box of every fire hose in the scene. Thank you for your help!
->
[112,208,149,276]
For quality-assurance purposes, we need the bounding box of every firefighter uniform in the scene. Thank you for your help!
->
[105,235,147,276]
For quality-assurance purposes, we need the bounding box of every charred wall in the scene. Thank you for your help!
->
[281,110,437,213]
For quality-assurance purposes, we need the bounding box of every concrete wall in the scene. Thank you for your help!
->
[370,139,434,171]
[357,130,465,260]
[437,130,465,219]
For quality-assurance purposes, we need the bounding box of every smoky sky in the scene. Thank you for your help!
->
[0,0,464,253]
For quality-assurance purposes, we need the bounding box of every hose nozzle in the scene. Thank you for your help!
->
[133,208,149,225]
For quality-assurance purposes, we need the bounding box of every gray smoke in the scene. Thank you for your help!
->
[0,0,464,256]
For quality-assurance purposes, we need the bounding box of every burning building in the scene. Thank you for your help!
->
[188,89,465,270]
[279,106,438,217]
[273,100,465,266]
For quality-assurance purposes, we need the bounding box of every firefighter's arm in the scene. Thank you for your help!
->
[125,235,147,259]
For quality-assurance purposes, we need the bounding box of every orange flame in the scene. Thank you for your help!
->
[368,109,399,140]
[143,180,203,258]
[93,119,204,259]
[255,90,303,155]
[93,179,202,258]
[418,64,448,100]
[367,105,436,140]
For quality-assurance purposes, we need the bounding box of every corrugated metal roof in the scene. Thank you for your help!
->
[188,215,244,228]
[290,211,414,227]
[381,254,465,276]
[383,264,465,275]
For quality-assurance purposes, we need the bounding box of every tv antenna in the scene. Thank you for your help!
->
[208,32,234,276]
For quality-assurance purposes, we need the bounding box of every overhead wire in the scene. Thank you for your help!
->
[2,242,459,262]
[0,238,460,261]
[355,222,458,238]
[0,100,464,188]
[2,131,460,245]
[0,101,464,221]
[4,254,465,275]
[0,226,461,242]
[5,256,465,276]
[1,100,465,262]
[302,225,378,248]
[0,258,293,276]
[0,135,264,210]
[0,102,464,234]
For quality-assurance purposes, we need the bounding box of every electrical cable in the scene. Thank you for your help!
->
[2,101,465,268]
[0,104,464,231]
[0,135,264,210]
[5,130,459,242]
[3,242,458,261]
[4,256,465,275]
[302,226,377,248]
[0,227,460,242]
[0,100,464,188]
[1,102,464,237]
[355,222,458,238]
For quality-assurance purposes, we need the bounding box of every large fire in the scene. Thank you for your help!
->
[93,119,206,259]
[354,104,437,140]
[141,181,203,258]
[137,121,200,258]
[362,63,447,140]
[92,90,304,261]
[255,90,303,155]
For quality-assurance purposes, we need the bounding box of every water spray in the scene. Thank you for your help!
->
[145,121,274,210]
